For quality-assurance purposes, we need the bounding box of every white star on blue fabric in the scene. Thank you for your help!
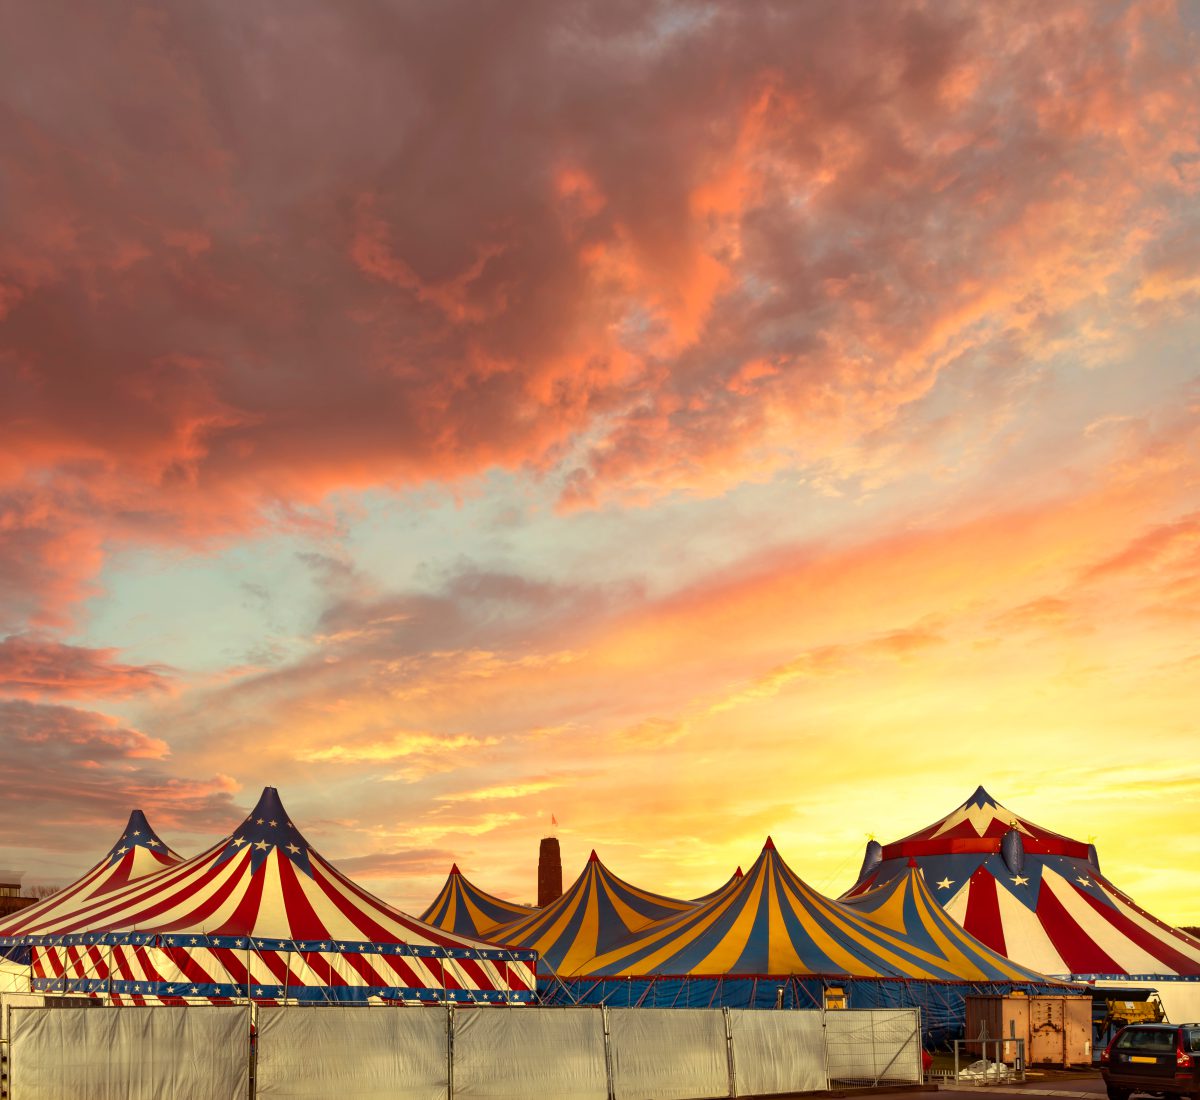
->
[935,877,953,889]
[1011,875,1029,886]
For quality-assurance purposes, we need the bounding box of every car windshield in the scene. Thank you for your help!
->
[1116,1029,1175,1053]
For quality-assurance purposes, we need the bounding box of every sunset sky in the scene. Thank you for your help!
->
[1,1,1198,927]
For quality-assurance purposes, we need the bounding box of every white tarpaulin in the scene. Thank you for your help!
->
[9,1005,248,1100]
[825,1008,921,1084]
[608,1008,729,1100]
[255,1005,449,1100]
[728,1008,826,1095]
[452,1006,608,1100]
[1,991,44,1040]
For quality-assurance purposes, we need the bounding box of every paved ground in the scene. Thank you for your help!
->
[936,1067,1106,1099]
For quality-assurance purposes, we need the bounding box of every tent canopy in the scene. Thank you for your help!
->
[485,849,693,975]
[420,864,536,939]
[0,809,181,939]
[844,786,1200,979]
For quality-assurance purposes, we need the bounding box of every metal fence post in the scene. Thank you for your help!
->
[447,1003,455,1100]
[723,1005,736,1098]
[602,1005,616,1100]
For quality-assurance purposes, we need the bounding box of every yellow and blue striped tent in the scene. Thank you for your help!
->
[840,859,1060,983]
[420,863,535,939]
[485,850,693,975]
[565,839,1060,982]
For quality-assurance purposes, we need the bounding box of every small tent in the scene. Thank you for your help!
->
[420,863,535,939]
[484,849,693,976]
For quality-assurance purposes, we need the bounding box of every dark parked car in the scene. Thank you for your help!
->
[1101,1023,1200,1100]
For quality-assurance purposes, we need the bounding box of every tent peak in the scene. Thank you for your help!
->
[966,784,997,808]
[734,866,743,877]
[763,836,776,851]
[587,849,600,863]
[103,809,177,864]
[450,863,461,876]
[907,856,919,868]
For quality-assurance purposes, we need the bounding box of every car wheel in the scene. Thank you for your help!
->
[1105,1088,1130,1100]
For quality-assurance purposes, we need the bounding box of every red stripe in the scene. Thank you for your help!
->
[159,945,218,986]
[299,950,350,987]
[456,957,497,991]
[318,856,465,946]
[210,947,251,986]
[210,860,267,936]
[961,867,1007,955]
[378,952,427,988]
[344,952,389,987]
[1034,878,1121,973]
[1074,882,1200,975]
[49,846,234,934]
[882,836,1090,860]
[310,864,397,942]
[275,853,330,940]
[149,854,255,933]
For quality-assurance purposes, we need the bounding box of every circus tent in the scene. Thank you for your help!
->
[420,863,535,939]
[0,809,182,944]
[0,787,535,1005]
[843,786,1200,1019]
[566,838,1055,984]
[484,849,694,976]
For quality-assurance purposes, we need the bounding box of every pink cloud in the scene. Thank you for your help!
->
[0,699,238,852]
[0,633,173,699]
[0,0,1192,540]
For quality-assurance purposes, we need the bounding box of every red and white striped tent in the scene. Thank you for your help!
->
[843,786,1200,1017]
[1,787,536,1005]
[0,809,181,942]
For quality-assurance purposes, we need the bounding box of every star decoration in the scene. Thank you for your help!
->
[190,937,199,945]
[232,837,247,847]
[190,987,199,994]
[286,843,300,854]
[1011,875,1029,886]
[269,820,277,827]
[147,839,160,847]
[1076,875,1091,887]
[117,846,129,854]
[132,830,141,836]
[235,939,244,947]
[254,840,269,850]
[935,877,953,889]
[256,818,264,824]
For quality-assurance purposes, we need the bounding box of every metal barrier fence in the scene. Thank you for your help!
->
[0,999,922,1100]
[952,1037,1027,1084]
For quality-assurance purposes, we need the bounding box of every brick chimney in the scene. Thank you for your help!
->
[537,837,562,906]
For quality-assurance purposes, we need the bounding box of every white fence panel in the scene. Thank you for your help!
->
[0,993,44,1041]
[453,1006,608,1099]
[824,1008,922,1084]
[728,1008,826,1095]
[608,1008,729,1100]
[255,1005,449,1100]
[8,1005,247,1100]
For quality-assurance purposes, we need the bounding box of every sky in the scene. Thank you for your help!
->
[1,1,1198,926]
